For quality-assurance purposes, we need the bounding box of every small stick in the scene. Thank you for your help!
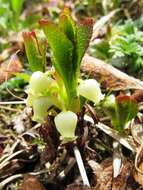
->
[0,101,26,105]
[73,146,90,187]
[0,105,19,111]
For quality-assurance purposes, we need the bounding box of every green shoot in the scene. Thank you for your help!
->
[104,94,138,133]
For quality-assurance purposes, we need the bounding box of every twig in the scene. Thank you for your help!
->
[73,146,90,187]
[0,101,26,105]
[0,105,19,112]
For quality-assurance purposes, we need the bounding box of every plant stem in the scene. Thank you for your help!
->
[73,146,90,187]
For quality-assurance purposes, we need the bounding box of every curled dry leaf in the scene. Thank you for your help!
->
[81,55,143,91]
[131,122,143,146]
[134,146,143,186]
[0,55,22,84]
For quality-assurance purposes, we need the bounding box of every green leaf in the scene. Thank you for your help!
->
[39,20,76,100]
[23,31,46,72]
[59,7,76,42]
[104,94,138,133]
[113,95,138,133]
[10,0,24,17]
[15,73,30,82]
[75,18,93,70]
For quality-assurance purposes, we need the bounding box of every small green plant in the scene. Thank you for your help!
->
[103,94,138,133]
[110,20,143,72]
[23,8,104,142]
[91,20,143,72]
[0,0,24,34]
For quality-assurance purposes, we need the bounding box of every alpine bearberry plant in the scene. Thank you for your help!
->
[23,8,104,142]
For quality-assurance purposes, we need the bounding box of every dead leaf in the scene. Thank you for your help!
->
[0,55,22,84]
[81,55,143,91]
[112,159,132,190]
[0,44,21,63]
[89,158,133,190]
[19,175,46,190]
[134,147,143,186]
[95,158,113,190]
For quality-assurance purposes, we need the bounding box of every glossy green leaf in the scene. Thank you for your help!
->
[23,31,46,72]
[105,95,138,133]
[115,95,138,131]
[39,20,76,99]
[75,18,93,71]
[59,7,76,42]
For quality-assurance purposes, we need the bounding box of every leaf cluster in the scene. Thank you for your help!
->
[103,94,138,133]
[91,20,143,72]
[39,8,93,105]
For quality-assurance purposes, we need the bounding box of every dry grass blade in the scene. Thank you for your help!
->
[96,122,137,152]
[0,150,24,170]
[0,174,23,188]
[91,9,119,42]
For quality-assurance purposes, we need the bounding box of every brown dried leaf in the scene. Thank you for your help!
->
[0,55,22,84]
[134,148,143,186]
[112,159,132,190]
[95,158,113,190]
[0,43,21,63]
[19,175,46,190]
[81,55,143,91]
[89,159,133,190]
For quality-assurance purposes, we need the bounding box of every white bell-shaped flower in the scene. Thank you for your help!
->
[54,111,77,141]
[29,71,54,94]
[78,79,104,104]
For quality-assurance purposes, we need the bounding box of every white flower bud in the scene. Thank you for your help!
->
[78,79,104,104]
[54,111,77,141]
